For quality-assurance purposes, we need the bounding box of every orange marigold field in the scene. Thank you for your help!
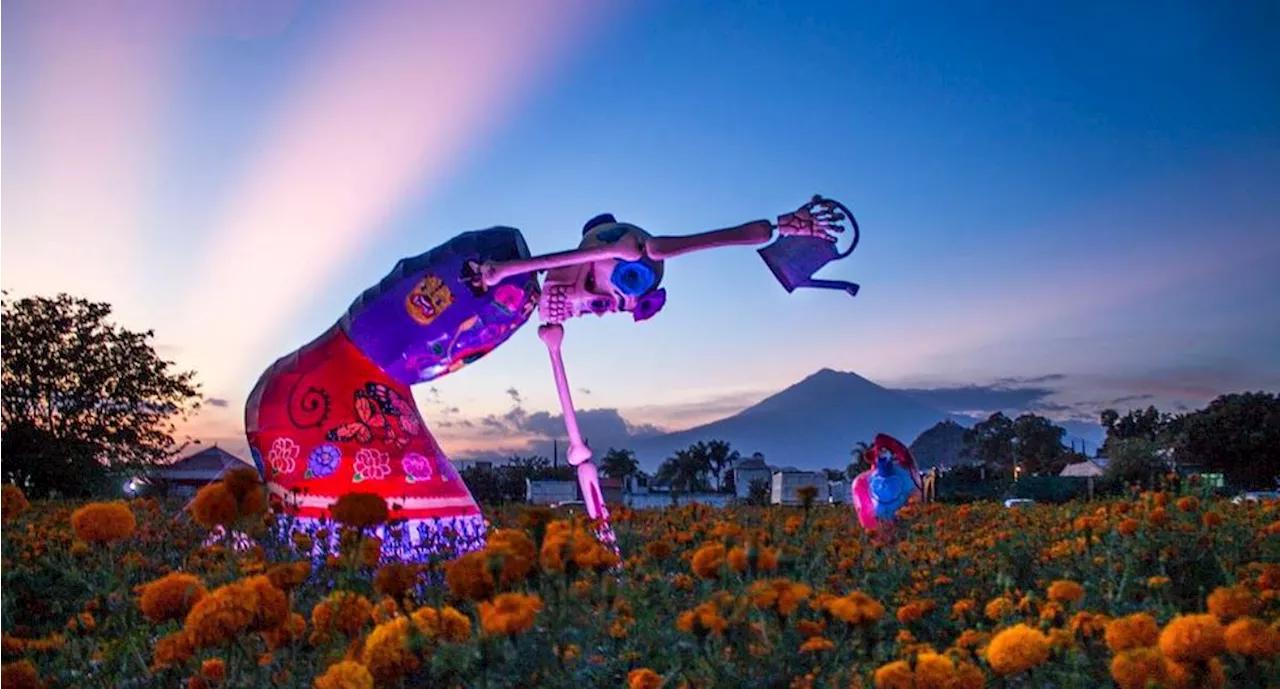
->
[1,481,1278,688]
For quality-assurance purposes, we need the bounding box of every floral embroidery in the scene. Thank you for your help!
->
[306,444,342,479]
[268,437,300,475]
[353,448,392,482]
[402,452,434,483]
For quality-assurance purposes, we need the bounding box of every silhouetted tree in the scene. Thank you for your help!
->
[1,293,201,496]
[745,478,771,506]
[1171,392,1280,489]
[599,448,640,482]
[962,412,1016,467]
[1104,437,1166,488]
[701,439,740,492]
[1011,413,1070,475]
[1100,405,1175,454]
[655,447,711,493]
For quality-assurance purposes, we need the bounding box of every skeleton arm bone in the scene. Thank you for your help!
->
[538,324,609,521]
[481,235,643,287]
[643,220,775,261]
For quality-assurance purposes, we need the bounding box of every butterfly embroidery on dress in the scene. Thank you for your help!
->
[325,382,423,448]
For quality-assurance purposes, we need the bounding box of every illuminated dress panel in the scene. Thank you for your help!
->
[244,227,539,560]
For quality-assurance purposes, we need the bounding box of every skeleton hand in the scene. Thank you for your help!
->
[777,195,845,242]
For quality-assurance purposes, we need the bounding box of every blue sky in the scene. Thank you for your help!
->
[3,0,1278,459]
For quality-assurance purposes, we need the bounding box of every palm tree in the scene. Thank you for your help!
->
[655,448,711,493]
[702,440,740,492]
[849,440,872,478]
[600,448,639,482]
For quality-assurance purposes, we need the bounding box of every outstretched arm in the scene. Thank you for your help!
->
[643,220,775,260]
[644,195,846,261]
[480,234,643,287]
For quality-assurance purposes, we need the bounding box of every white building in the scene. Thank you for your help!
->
[771,471,830,505]
[732,453,773,498]
[828,479,852,504]
[525,479,578,505]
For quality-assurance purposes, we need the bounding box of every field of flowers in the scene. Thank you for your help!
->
[2,472,1278,689]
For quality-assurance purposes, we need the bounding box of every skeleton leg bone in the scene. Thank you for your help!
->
[537,324,613,529]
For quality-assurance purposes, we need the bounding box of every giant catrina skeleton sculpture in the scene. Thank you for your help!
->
[850,433,924,532]
[246,196,860,561]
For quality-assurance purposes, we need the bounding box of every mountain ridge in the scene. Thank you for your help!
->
[629,368,1103,472]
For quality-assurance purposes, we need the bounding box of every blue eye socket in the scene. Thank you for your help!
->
[610,260,655,297]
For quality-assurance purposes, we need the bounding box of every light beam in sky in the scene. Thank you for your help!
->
[1,1,195,329]
[171,0,611,395]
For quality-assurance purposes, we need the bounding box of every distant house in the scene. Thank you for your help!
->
[771,471,829,505]
[526,479,578,505]
[453,459,495,472]
[150,446,250,497]
[828,479,852,504]
[1059,457,1109,478]
[600,477,624,505]
[732,453,773,498]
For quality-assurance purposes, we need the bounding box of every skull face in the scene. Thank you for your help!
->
[538,222,665,324]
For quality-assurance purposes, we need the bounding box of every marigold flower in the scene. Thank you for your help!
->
[1205,585,1258,621]
[1046,580,1084,605]
[1175,496,1199,512]
[313,660,374,689]
[799,636,835,653]
[1116,517,1140,535]
[260,613,306,650]
[138,572,208,623]
[329,493,389,529]
[1105,612,1160,652]
[310,592,373,643]
[984,597,1014,621]
[411,605,472,643]
[183,575,288,649]
[266,561,311,591]
[728,543,779,574]
[1158,614,1224,663]
[70,501,136,543]
[676,601,730,637]
[151,630,195,669]
[360,618,419,684]
[984,624,1051,676]
[627,668,664,689]
[373,563,418,600]
[200,658,226,681]
[644,541,673,559]
[486,529,536,584]
[1,659,41,689]
[911,651,955,688]
[478,593,543,636]
[690,543,727,579]
[896,599,936,625]
[824,591,885,626]
[190,483,239,529]
[747,579,812,616]
[1223,616,1279,658]
[2,484,30,522]
[872,660,913,689]
[1163,656,1226,689]
[444,550,494,601]
[1110,647,1165,689]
